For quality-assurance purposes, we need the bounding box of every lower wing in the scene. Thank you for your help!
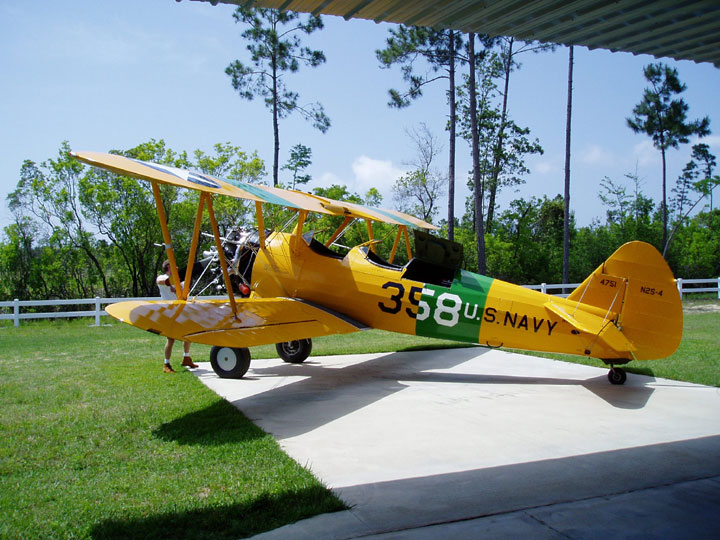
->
[105,297,367,347]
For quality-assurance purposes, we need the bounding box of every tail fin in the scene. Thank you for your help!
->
[567,241,683,360]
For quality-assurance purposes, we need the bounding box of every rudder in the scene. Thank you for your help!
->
[568,241,682,361]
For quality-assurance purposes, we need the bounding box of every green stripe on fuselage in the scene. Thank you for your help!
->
[415,270,494,343]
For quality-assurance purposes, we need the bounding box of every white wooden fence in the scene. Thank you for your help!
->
[0,296,156,328]
[523,278,720,299]
[1,279,718,327]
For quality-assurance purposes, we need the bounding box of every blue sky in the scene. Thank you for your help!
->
[2,0,719,232]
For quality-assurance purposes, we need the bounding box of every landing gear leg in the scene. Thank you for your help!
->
[607,367,627,385]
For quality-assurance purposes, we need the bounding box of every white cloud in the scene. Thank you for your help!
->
[700,135,720,151]
[579,144,613,165]
[529,152,562,176]
[632,140,661,167]
[316,171,344,186]
[312,156,407,206]
[535,161,556,175]
[351,155,407,194]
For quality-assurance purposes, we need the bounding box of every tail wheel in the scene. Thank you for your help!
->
[210,346,251,378]
[608,367,627,385]
[276,339,312,364]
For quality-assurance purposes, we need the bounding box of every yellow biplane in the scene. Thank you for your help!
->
[71,151,683,385]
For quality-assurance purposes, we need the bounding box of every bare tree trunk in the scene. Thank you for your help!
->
[80,243,110,297]
[272,58,280,187]
[563,45,574,289]
[486,37,513,234]
[469,33,486,274]
[661,145,668,252]
[447,29,456,242]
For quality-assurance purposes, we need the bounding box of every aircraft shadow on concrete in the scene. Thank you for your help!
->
[88,435,720,540]
[332,434,720,538]
[216,348,660,439]
[405,369,657,411]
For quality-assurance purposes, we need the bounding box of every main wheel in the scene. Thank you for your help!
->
[210,346,251,378]
[276,339,312,364]
[608,367,627,385]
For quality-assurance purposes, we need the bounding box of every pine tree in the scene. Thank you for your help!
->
[282,143,312,189]
[377,27,464,240]
[226,8,329,186]
[627,63,710,252]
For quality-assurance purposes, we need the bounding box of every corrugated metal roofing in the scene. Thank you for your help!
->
[188,0,720,67]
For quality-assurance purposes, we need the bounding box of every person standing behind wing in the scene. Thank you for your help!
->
[157,260,198,373]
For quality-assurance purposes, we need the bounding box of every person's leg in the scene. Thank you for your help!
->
[163,338,175,373]
[181,341,197,368]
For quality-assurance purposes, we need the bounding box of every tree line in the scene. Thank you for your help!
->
[2,7,718,301]
[2,137,717,302]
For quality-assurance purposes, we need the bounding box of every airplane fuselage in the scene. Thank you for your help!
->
[251,232,632,362]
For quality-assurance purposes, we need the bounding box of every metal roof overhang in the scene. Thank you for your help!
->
[187,0,720,67]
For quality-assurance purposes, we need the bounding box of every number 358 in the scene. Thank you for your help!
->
[378,281,462,327]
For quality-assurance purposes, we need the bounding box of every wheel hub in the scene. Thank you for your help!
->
[216,347,238,371]
[282,341,300,354]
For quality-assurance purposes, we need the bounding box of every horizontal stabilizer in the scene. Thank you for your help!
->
[544,301,596,334]
[545,301,637,356]
[597,320,637,355]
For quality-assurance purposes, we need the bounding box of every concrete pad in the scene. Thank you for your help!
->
[363,476,720,540]
[191,348,720,538]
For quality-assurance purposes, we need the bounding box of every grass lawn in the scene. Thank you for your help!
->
[0,321,347,540]
[1,301,717,539]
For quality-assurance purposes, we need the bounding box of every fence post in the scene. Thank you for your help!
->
[94,297,101,326]
[676,278,683,299]
[717,277,720,300]
[13,299,20,328]
[541,283,547,294]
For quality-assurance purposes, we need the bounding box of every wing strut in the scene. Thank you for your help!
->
[207,194,238,317]
[366,220,376,253]
[292,210,309,253]
[325,216,352,248]
[181,192,206,300]
[255,201,266,250]
[388,226,413,264]
[403,226,412,261]
[389,227,401,263]
[151,181,182,296]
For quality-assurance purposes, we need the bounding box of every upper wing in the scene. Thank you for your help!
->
[105,297,368,347]
[71,150,437,229]
[70,150,269,203]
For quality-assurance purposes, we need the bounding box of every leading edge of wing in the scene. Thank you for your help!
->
[71,150,436,229]
[71,150,277,205]
[105,297,367,348]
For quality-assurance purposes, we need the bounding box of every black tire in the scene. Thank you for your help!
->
[276,339,312,364]
[210,346,251,378]
[608,367,627,385]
